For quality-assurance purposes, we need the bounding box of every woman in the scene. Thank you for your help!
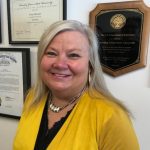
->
[13,20,139,150]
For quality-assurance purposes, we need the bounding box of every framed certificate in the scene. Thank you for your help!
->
[89,1,150,76]
[7,0,67,44]
[0,48,31,119]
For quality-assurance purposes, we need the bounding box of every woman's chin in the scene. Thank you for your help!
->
[49,85,70,92]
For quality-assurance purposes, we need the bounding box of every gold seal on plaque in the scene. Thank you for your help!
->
[110,14,126,29]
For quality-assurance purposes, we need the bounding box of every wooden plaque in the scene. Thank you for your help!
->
[89,1,150,76]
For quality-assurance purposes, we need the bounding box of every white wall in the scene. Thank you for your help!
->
[0,0,150,149]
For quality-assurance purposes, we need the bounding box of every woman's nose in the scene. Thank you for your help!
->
[53,56,68,69]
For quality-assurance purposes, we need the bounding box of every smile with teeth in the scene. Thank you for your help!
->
[52,73,70,78]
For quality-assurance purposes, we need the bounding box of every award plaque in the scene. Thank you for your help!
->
[89,1,150,76]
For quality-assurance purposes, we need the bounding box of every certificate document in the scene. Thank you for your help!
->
[9,0,64,42]
[0,51,24,117]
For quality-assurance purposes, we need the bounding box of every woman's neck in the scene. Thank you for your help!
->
[50,86,86,106]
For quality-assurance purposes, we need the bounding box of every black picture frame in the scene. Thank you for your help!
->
[0,48,31,119]
[7,0,67,44]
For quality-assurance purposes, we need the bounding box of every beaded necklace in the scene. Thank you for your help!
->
[48,87,86,113]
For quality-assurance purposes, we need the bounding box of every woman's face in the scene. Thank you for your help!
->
[40,31,89,94]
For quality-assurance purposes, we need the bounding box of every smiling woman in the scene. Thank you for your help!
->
[40,31,89,96]
[13,20,139,150]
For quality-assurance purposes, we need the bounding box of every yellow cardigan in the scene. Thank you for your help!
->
[13,90,140,150]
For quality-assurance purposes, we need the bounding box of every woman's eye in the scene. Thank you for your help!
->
[68,53,80,59]
[46,51,57,57]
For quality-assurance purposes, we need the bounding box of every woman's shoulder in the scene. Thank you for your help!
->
[85,91,129,118]
[22,88,48,115]
[22,88,35,111]
[84,92,132,132]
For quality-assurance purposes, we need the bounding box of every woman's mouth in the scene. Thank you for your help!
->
[52,73,70,77]
[49,72,72,80]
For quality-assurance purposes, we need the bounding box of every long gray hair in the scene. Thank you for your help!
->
[31,20,130,115]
